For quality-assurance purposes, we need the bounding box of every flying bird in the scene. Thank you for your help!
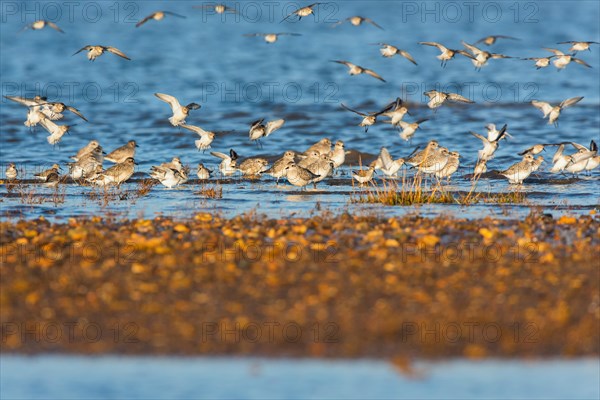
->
[543,48,592,70]
[154,93,201,126]
[521,56,556,69]
[22,20,64,33]
[531,97,584,126]
[73,45,131,61]
[331,60,386,82]
[180,124,216,151]
[248,118,285,145]
[332,16,383,29]
[243,33,301,43]
[341,103,393,132]
[372,43,417,64]
[462,41,512,70]
[423,90,474,109]
[475,35,520,46]
[136,11,186,27]
[193,4,238,14]
[281,3,321,22]
[418,41,475,67]
[556,41,599,53]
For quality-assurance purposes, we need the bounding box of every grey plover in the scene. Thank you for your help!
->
[485,123,512,141]
[73,45,131,61]
[210,149,238,176]
[239,158,269,176]
[136,11,186,27]
[434,151,460,179]
[417,148,450,174]
[92,158,136,186]
[332,60,386,82]
[305,154,334,185]
[406,140,440,167]
[265,151,295,183]
[298,150,321,168]
[180,124,216,151]
[284,163,319,189]
[105,141,138,163]
[500,154,535,184]
[154,93,201,126]
[243,33,301,43]
[418,41,475,67]
[531,96,583,126]
[424,90,474,109]
[328,141,346,168]
[333,16,383,29]
[372,43,416,64]
[303,138,332,156]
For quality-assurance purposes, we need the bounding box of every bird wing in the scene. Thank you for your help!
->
[364,68,386,82]
[491,53,512,59]
[243,33,264,37]
[180,124,207,136]
[105,46,131,60]
[163,11,186,18]
[378,147,393,169]
[560,96,583,109]
[332,60,353,68]
[469,131,488,143]
[363,18,383,30]
[462,41,483,56]
[447,93,474,103]
[398,50,417,65]
[552,145,565,163]
[72,45,92,56]
[415,118,429,125]
[136,13,155,27]
[569,141,588,151]
[572,57,592,67]
[543,47,564,56]
[3,95,42,107]
[341,103,366,116]
[531,100,553,116]
[65,106,88,121]
[495,35,520,40]
[419,41,447,52]
[494,124,508,142]
[474,36,492,45]
[154,93,181,111]
[265,119,285,136]
[277,32,302,36]
[456,50,476,59]
[210,151,230,160]
[47,21,64,33]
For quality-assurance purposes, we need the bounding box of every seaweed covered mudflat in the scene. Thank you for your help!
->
[1,212,598,358]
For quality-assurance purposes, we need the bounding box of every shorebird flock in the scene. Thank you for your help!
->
[3,3,600,190]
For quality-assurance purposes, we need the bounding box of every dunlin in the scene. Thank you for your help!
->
[352,165,376,184]
[474,158,488,176]
[196,163,212,180]
[333,16,383,29]
[398,119,428,141]
[584,141,600,172]
[531,96,583,126]
[150,163,187,189]
[469,124,507,160]
[180,124,216,151]
[521,56,556,69]
[564,141,598,174]
[424,90,474,109]
[105,141,138,163]
[341,103,391,132]
[249,118,285,144]
[193,4,238,14]
[475,35,520,46]
[485,123,512,141]
[435,151,460,179]
[543,48,591,69]
[549,144,571,173]
[4,95,49,127]
[462,41,512,69]
[244,33,301,43]
[35,164,61,181]
[39,115,72,145]
[372,43,416,64]
[281,3,321,22]
[375,147,405,177]
[22,20,64,33]
[5,163,18,181]
[380,97,410,127]
[332,60,386,82]
[154,93,201,126]
[39,101,88,122]
[136,11,186,27]
[73,45,131,61]
[557,41,599,53]
[418,41,475,67]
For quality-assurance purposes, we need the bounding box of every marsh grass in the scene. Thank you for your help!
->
[15,182,66,206]
[196,184,223,199]
[354,172,527,206]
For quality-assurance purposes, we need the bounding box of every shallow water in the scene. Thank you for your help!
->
[1,356,599,399]
[1,1,599,220]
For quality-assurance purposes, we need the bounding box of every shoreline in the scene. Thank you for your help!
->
[2,212,599,358]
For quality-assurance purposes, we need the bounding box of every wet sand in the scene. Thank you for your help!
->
[1,212,598,358]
